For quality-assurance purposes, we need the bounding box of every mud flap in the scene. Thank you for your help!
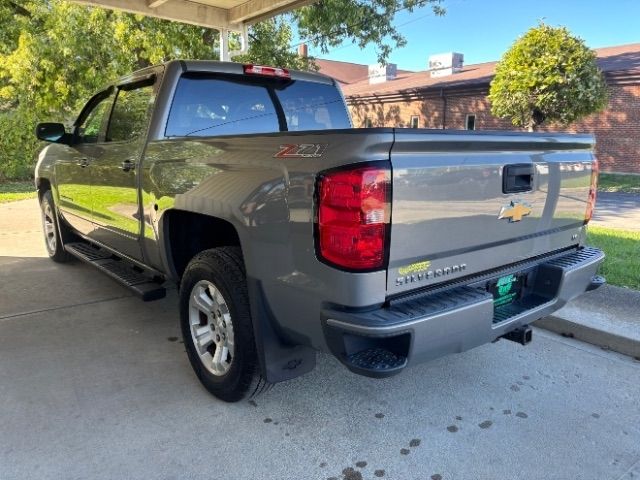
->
[247,278,316,383]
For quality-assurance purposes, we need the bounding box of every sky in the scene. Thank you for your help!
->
[298,0,640,71]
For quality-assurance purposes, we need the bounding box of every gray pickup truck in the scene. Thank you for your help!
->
[34,60,605,402]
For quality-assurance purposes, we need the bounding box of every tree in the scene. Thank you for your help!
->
[0,0,446,180]
[0,1,238,115]
[233,18,317,71]
[489,23,608,131]
[0,0,234,178]
[294,0,445,64]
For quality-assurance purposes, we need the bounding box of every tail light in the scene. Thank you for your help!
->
[316,165,391,271]
[585,158,599,222]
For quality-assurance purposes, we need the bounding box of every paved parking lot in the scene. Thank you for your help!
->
[1,199,640,480]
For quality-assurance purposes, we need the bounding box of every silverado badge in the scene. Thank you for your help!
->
[498,200,532,222]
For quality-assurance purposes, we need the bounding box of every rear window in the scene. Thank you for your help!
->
[165,73,350,137]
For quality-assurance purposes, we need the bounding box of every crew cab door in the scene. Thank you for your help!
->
[56,88,114,235]
[88,76,156,260]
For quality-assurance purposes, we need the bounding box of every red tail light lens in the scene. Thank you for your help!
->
[316,166,391,271]
[585,158,599,222]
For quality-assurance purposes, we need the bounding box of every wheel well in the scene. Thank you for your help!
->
[164,210,241,279]
[36,178,51,201]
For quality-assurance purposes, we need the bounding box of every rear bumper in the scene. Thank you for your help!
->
[322,247,605,378]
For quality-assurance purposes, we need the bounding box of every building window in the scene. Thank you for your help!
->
[410,115,420,128]
[364,118,373,128]
[465,114,476,130]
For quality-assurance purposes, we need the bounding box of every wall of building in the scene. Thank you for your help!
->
[347,83,640,174]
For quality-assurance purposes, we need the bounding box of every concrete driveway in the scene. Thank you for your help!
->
[592,192,640,230]
[1,199,640,480]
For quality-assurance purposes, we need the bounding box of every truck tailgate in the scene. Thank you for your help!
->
[388,130,595,296]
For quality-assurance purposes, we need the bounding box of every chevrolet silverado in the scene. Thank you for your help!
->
[33,60,605,401]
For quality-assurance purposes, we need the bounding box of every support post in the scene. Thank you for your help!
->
[228,24,249,59]
[219,28,229,61]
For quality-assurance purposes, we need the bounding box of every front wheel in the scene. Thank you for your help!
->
[40,190,73,263]
[179,247,260,402]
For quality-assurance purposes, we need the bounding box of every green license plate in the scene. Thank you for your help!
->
[489,273,523,307]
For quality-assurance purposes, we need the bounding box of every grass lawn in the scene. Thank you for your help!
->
[0,181,36,203]
[598,173,640,194]
[587,226,640,290]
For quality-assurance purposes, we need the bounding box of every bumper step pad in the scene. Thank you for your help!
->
[544,246,604,269]
[347,348,407,372]
[65,242,166,301]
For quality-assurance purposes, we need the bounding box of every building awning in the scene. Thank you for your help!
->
[71,0,312,30]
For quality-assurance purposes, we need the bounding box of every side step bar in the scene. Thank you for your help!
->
[64,242,166,301]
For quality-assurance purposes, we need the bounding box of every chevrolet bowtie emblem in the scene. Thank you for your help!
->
[499,200,532,222]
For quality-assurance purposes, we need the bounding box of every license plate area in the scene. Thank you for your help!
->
[488,273,525,307]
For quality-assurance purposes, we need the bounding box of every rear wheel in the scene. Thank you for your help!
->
[40,190,73,263]
[179,247,260,402]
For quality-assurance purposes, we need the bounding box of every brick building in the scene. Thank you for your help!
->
[316,44,640,174]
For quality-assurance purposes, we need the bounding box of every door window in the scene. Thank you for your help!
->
[106,83,154,142]
[76,92,114,144]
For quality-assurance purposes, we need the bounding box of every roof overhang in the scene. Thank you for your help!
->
[70,0,314,32]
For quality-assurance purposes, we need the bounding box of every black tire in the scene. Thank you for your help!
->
[40,190,74,263]
[179,247,260,402]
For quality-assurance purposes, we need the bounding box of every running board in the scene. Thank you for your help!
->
[64,242,166,301]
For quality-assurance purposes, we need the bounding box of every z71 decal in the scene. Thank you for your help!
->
[274,144,328,158]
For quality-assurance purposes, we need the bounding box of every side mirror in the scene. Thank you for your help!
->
[35,122,66,143]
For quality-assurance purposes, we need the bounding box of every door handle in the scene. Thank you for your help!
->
[77,158,89,168]
[121,160,135,172]
[503,164,534,193]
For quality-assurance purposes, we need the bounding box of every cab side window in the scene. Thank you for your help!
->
[106,83,154,142]
[76,93,114,144]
